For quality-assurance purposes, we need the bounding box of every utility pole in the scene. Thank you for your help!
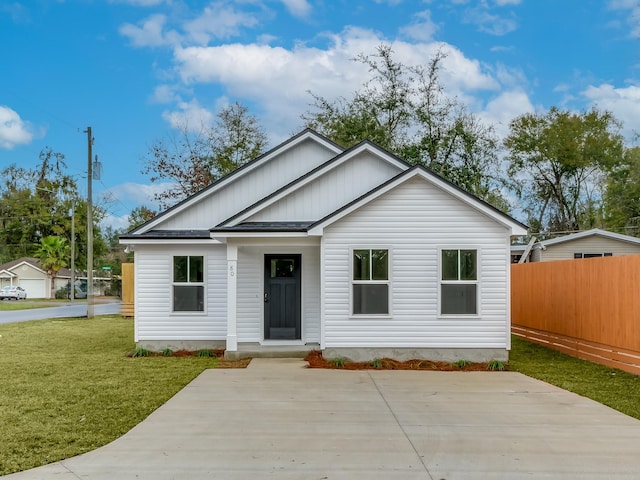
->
[70,203,75,303]
[86,127,94,318]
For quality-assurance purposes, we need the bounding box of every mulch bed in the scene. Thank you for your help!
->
[126,348,250,368]
[304,350,505,371]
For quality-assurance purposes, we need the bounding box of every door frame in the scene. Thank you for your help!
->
[263,254,302,341]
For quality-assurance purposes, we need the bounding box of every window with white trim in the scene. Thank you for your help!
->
[173,255,204,312]
[352,249,389,315]
[441,249,477,315]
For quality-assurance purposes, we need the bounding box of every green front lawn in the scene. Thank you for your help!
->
[0,300,56,311]
[509,335,640,420]
[1,318,638,476]
[0,316,229,476]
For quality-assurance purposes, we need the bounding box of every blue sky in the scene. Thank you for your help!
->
[1,0,639,229]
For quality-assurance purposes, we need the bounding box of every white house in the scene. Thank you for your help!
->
[120,130,527,361]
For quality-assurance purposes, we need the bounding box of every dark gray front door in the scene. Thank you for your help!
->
[264,254,301,340]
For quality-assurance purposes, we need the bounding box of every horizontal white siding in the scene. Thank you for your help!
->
[248,152,403,222]
[156,140,337,229]
[135,245,227,341]
[236,245,321,344]
[323,177,511,349]
[541,236,640,261]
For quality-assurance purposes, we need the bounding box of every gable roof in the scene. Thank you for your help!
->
[210,165,527,239]
[536,228,640,248]
[0,257,73,277]
[126,129,344,236]
[215,140,410,228]
[306,165,527,236]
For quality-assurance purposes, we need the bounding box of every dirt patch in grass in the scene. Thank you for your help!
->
[304,350,505,371]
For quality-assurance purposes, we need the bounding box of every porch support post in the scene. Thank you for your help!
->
[226,244,238,352]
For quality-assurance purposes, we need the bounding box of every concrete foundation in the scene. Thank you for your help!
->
[224,343,320,360]
[322,347,509,363]
[137,340,226,352]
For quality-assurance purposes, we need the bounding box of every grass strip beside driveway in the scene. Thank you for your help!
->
[509,335,640,420]
[0,316,221,476]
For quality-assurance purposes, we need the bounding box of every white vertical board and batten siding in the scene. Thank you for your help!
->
[134,245,227,341]
[322,177,511,349]
[236,245,321,344]
[156,140,337,229]
[247,152,403,222]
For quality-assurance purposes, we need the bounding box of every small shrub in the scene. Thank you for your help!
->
[161,348,173,357]
[331,357,346,368]
[454,359,470,369]
[369,358,383,369]
[195,349,215,358]
[131,347,151,358]
[487,359,506,371]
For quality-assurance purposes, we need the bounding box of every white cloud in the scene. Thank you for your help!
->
[109,0,167,6]
[493,0,521,5]
[183,3,260,44]
[582,83,640,140]
[280,0,312,18]
[463,8,518,35]
[479,89,534,139]
[100,182,172,208]
[400,10,439,42]
[162,99,216,131]
[0,106,36,149]
[609,0,640,37]
[119,14,180,47]
[170,28,500,138]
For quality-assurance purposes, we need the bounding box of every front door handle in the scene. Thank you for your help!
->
[264,292,269,303]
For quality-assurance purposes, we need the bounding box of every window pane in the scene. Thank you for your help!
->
[189,256,204,282]
[441,284,477,315]
[173,285,204,312]
[271,259,295,278]
[353,284,388,314]
[442,250,459,280]
[460,250,477,280]
[353,250,370,280]
[371,249,388,280]
[173,256,187,282]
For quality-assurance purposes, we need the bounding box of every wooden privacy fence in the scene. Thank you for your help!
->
[121,263,134,317]
[511,255,640,375]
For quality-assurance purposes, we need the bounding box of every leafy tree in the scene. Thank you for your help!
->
[141,102,268,209]
[0,148,107,268]
[603,147,640,235]
[36,235,69,298]
[127,206,157,231]
[504,107,624,234]
[302,44,503,208]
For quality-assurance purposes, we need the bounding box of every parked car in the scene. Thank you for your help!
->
[0,285,27,300]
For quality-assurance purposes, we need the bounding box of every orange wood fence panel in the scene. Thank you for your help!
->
[511,255,640,375]
[121,263,134,317]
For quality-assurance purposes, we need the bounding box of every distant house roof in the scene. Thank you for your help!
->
[536,229,640,248]
[0,257,73,277]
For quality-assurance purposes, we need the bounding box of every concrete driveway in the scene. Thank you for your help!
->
[4,358,640,479]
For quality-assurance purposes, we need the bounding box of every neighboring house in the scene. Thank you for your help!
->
[0,257,72,298]
[120,129,527,361]
[531,229,640,262]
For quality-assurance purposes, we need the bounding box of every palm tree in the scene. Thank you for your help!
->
[36,236,69,298]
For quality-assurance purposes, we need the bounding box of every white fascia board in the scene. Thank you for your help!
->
[210,232,309,240]
[309,168,527,236]
[0,269,17,277]
[223,142,409,227]
[118,239,223,246]
[135,131,343,234]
